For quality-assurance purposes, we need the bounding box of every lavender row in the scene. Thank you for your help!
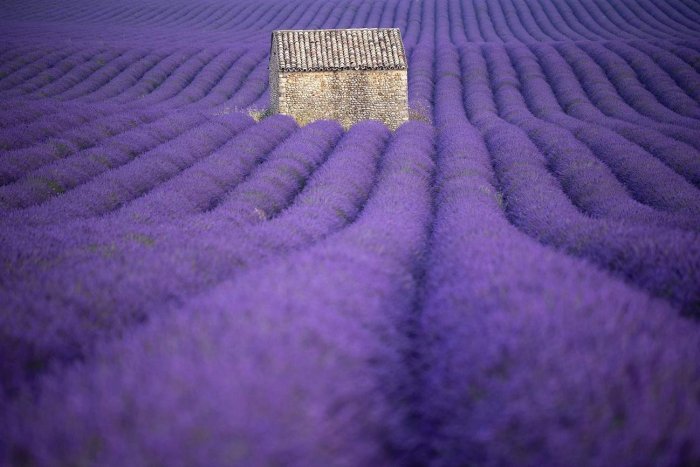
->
[0,46,81,93]
[427,46,700,462]
[0,110,203,209]
[629,40,700,103]
[442,41,700,311]
[0,121,388,396]
[484,117,700,312]
[577,41,700,128]
[3,48,128,99]
[603,41,700,113]
[1,113,253,224]
[0,108,169,189]
[205,121,343,224]
[527,42,700,186]
[7,0,700,42]
[18,49,154,101]
[477,43,700,219]
[2,121,435,466]
[0,47,260,162]
[418,119,700,466]
[111,114,300,223]
[552,42,700,145]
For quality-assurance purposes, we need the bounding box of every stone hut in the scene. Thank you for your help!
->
[268,28,408,130]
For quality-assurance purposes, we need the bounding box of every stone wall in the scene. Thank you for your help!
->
[274,69,408,130]
[269,53,280,114]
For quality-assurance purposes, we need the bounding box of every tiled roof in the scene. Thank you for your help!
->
[271,28,407,72]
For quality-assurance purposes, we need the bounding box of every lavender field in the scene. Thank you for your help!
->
[1,0,700,465]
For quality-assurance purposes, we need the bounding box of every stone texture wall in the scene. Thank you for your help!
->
[269,53,280,114]
[273,69,408,130]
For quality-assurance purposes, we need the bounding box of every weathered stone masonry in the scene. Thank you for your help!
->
[269,28,409,130]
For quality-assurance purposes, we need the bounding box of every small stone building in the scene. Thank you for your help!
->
[269,28,408,130]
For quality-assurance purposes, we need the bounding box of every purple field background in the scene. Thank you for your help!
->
[1,0,700,465]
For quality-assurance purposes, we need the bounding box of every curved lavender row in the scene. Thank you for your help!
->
[630,40,700,104]
[147,50,245,106]
[571,124,700,214]
[0,99,164,152]
[4,48,127,99]
[0,110,203,210]
[111,115,299,223]
[202,53,265,109]
[540,0,596,41]
[565,0,619,40]
[207,120,343,224]
[473,0,502,42]
[1,7,688,137]
[215,50,270,111]
[103,46,203,103]
[519,0,564,42]
[602,41,700,118]
[0,43,47,64]
[667,42,700,74]
[113,48,221,105]
[478,43,700,219]
[42,50,153,101]
[445,0,478,43]
[6,2,693,47]
[2,122,435,467]
[483,118,700,312]
[485,0,517,42]
[0,44,50,74]
[0,108,168,189]
[0,83,181,133]
[658,0,700,25]
[517,119,700,230]
[0,45,86,90]
[503,0,553,42]
[407,44,435,120]
[552,42,700,148]
[620,0,684,37]
[527,0,574,41]
[592,0,667,41]
[72,51,170,103]
[0,101,117,150]
[0,46,253,156]
[561,0,632,40]
[554,0,620,40]
[419,121,700,466]
[625,1,700,51]
[0,92,187,152]
[576,41,700,129]
[5,0,699,42]
[0,98,68,128]
[608,2,693,39]
[520,0,554,41]
[1,44,220,112]
[1,113,253,224]
[455,42,700,310]
[0,47,79,92]
[528,42,700,187]
[244,121,389,246]
[500,0,544,42]
[140,49,245,107]
[0,122,387,396]
[631,0,700,38]
[458,43,700,227]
